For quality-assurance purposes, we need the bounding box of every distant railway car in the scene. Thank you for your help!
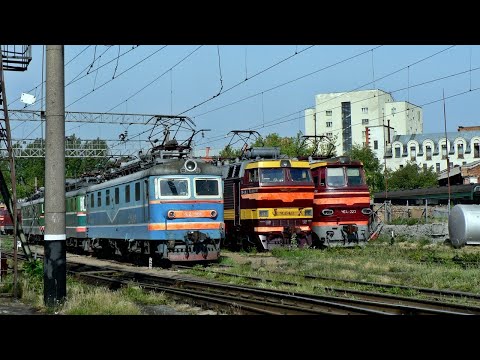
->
[222,147,314,250]
[0,205,14,235]
[310,156,373,247]
[20,197,44,239]
[373,183,480,205]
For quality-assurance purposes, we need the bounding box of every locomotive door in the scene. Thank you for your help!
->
[234,180,240,225]
[143,179,150,222]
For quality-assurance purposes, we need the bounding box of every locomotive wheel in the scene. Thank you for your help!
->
[99,239,115,258]
[311,232,325,249]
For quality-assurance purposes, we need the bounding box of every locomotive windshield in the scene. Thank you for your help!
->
[326,166,365,187]
[260,168,285,183]
[195,178,220,196]
[156,178,189,197]
[259,168,312,183]
[289,168,312,182]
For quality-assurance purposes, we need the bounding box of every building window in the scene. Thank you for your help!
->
[361,107,368,114]
[423,163,427,171]
[457,143,464,159]
[362,131,366,137]
[436,163,440,173]
[374,140,378,150]
[426,145,432,160]
[410,146,416,161]
[326,132,332,137]
[462,161,467,165]
[395,147,401,158]
[399,165,404,169]
[362,119,369,125]
[442,144,447,159]
[326,110,332,116]
[326,122,332,127]
[475,143,480,158]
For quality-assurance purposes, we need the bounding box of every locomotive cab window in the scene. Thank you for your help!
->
[195,178,220,197]
[326,167,346,187]
[154,178,189,198]
[346,167,364,186]
[289,168,312,182]
[260,168,284,183]
[248,169,259,183]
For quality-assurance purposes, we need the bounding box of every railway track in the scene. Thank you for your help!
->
[5,251,479,315]
[175,265,480,313]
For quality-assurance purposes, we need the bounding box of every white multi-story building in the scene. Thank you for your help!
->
[304,89,423,155]
[380,131,480,173]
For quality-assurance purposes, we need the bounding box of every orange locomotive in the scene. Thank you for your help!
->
[222,147,314,251]
[310,156,373,248]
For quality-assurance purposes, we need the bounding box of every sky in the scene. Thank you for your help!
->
[4,45,480,157]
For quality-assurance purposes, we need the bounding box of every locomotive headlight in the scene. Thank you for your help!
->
[361,208,372,215]
[167,210,175,219]
[304,209,313,217]
[259,210,269,217]
[210,210,217,218]
[185,159,197,172]
[322,209,334,216]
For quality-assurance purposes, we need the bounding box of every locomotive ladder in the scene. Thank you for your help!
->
[0,48,32,261]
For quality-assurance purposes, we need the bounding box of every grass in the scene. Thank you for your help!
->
[182,238,480,302]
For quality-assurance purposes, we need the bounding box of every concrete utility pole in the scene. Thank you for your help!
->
[44,45,66,307]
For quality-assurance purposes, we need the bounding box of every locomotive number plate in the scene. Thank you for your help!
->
[341,210,356,214]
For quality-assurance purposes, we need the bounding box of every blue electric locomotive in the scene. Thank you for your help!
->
[20,115,225,264]
[85,158,224,262]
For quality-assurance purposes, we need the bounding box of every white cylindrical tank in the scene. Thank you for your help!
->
[448,204,480,248]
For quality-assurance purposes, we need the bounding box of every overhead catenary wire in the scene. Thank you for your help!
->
[190,45,382,119]
[7,45,92,107]
[177,45,316,115]
[66,45,169,108]
[197,45,455,145]
[194,66,480,149]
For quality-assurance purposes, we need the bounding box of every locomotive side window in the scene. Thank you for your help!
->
[125,185,130,203]
[346,167,363,185]
[326,167,345,187]
[248,169,259,183]
[80,196,86,212]
[106,190,110,206]
[289,168,311,182]
[135,182,140,201]
[90,194,94,208]
[97,192,102,207]
[195,178,220,196]
[115,188,120,204]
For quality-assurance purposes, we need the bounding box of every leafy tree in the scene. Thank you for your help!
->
[386,161,438,190]
[0,135,110,201]
[347,144,384,193]
[219,145,243,159]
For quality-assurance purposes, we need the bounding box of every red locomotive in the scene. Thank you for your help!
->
[310,156,373,247]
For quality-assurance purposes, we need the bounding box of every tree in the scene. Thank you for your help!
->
[219,145,242,159]
[386,161,438,190]
[346,144,384,193]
